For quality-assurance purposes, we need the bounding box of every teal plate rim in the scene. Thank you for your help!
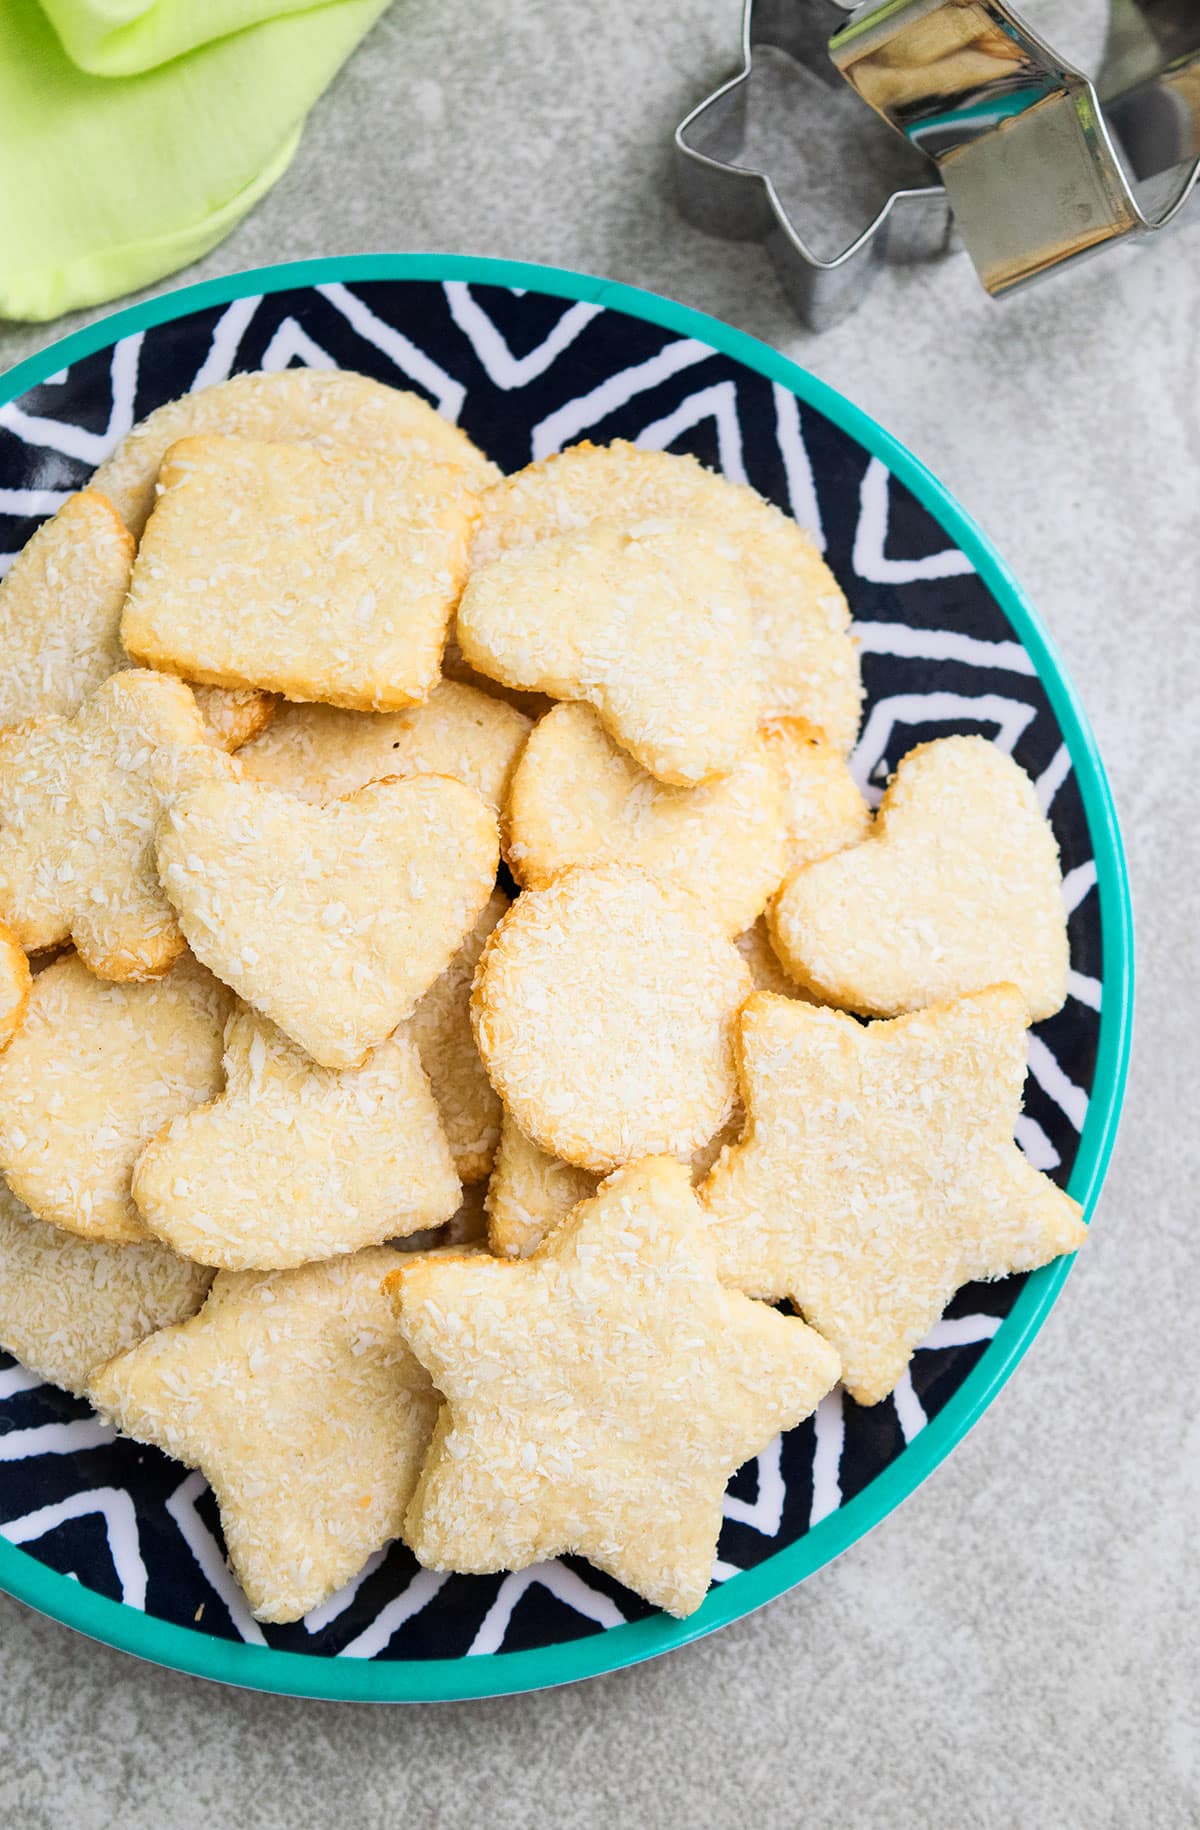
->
[0,252,1134,1703]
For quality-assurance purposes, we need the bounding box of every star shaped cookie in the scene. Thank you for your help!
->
[699,987,1088,1404]
[89,1248,446,1623]
[389,1156,840,1616]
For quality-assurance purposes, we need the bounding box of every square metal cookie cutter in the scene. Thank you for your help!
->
[675,0,1200,328]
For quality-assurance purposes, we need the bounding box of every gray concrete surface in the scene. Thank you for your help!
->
[0,3,1196,1825]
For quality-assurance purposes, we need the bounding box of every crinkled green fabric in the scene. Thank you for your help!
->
[0,0,389,322]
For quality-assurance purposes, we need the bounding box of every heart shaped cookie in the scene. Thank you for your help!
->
[132,1006,461,1269]
[156,775,499,1068]
[505,702,787,932]
[472,440,861,751]
[768,737,1069,1019]
[457,517,758,785]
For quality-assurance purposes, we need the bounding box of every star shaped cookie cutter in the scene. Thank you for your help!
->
[675,0,1200,328]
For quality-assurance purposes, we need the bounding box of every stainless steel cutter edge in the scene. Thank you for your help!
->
[674,0,1200,329]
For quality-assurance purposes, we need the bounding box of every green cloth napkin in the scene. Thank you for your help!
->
[0,0,390,322]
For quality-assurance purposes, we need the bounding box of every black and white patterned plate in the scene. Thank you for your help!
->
[0,258,1131,1700]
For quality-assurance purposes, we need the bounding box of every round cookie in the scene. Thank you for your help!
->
[471,865,753,1173]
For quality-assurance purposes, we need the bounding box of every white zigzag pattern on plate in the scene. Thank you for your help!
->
[773,382,825,550]
[260,318,336,374]
[638,379,749,485]
[165,1470,266,1646]
[722,1434,784,1534]
[0,333,142,467]
[854,457,975,583]
[467,1563,625,1655]
[338,1568,450,1658]
[0,294,1097,1658]
[443,283,602,389]
[318,282,467,419]
[1,1485,146,1608]
[190,296,263,390]
[851,690,1038,802]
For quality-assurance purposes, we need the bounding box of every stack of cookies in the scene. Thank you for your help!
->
[0,369,1085,1625]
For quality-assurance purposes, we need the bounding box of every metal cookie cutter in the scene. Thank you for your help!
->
[675,0,1200,327]
[674,0,955,330]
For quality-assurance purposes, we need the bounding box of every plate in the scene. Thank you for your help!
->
[0,254,1132,1700]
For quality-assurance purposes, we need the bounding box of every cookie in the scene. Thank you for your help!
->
[699,987,1087,1404]
[457,517,758,786]
[440,635,555,721]
[0,1177,212,1399]
[505,704,787,932]
[0,490,134,727]
[769,737,1069,1019]
[92,367,501,538]
[485,1113,602,1260]
[89,1248,443,1623]
[0,490,274,754]
[121,435,476,713]
[189,685,278,753]
[237,680,530,812]
[485,1106,744,1260]
[471,865,753,1173]
[409,888,508,1184]
[156,775,499,1069]
[0,671,237,981]
[472,441,861,750]
[761,717,870,869]
[390,1155,840,1617]
[132,1006,461,1270]
[0,921,31,1051]
[0,952,231,1243]
[735,918,809,1000]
